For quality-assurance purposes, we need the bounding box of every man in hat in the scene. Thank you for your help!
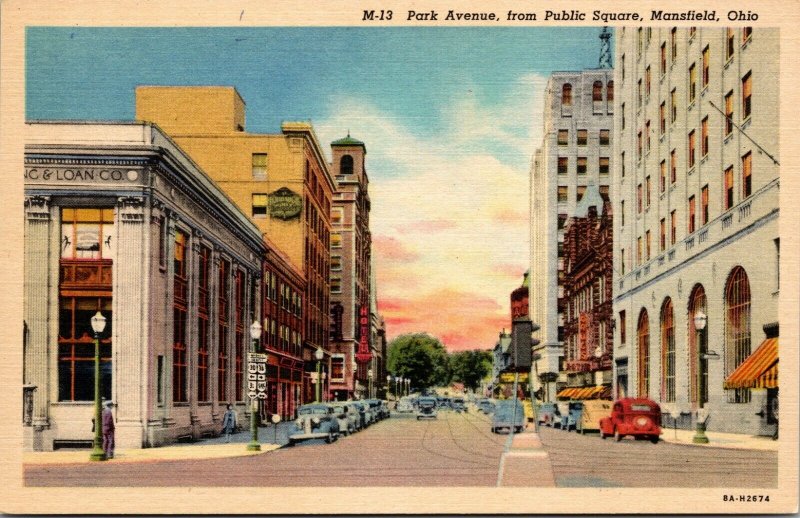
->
[102,400,115,459]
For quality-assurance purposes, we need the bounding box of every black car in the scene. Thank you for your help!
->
[416,397,438,420]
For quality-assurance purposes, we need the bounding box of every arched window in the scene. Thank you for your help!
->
[607,80,614,102]
[688,284,707,407]
[562,83,573,106]
[637,309,650,397]
[660,298,675,402]
[340,155,354,175]
[593,81,603,102]
[725,266,751,403]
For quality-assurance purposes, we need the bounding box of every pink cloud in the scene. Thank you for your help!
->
[372,235,420,262]
[396,219,458,234]
[492,209,528,225]
[493,262,527,280]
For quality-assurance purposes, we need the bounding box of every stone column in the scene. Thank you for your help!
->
[113,196,147,449]
[162,212,177,428]
[146,202,166,444]
[23,196,52,451]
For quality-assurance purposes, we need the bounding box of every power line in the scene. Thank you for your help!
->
[707,100,779,166]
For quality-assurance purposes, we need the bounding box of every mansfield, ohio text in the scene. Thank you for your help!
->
[361,10,760,22]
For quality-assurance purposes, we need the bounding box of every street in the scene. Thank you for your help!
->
[24,409,777,487]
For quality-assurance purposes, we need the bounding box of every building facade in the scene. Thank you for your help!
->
[530,68,614,402]
[613,27,779,435]
[135,86,335,404]
[23,122,264,450]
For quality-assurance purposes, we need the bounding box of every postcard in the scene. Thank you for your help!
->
[0,0,797,514]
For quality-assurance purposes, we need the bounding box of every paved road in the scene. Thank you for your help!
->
[25,410,507,487]
[537,425,778,487]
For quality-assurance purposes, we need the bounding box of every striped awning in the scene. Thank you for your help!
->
[556,388,577,399]
[724,338,778,390]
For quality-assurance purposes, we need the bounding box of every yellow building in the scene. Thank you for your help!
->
[136,86,336,402]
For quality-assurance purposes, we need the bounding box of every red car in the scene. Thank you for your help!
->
[599,398,662,443]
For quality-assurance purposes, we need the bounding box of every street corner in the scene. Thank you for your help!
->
[658,428,778,451]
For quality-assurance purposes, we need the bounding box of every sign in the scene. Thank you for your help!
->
[24,166,143,184]
[268,187,302,220]
[499,372,529,383]
[247,353,269,400]
[355,304,372,364]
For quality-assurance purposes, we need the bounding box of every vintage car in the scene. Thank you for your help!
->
[477,399,496,414]
[396,397,414,413]
[349,400,370,429]
[365,399,387,421]
[452,397,467,413]
[416,396,438,420]
[537,402,561,427]
[599,398,662,443]
[576,400,613,434]
[556,401,575,430]
[331,402,360,435]
[491,398,525,434]
[288,404,341,445]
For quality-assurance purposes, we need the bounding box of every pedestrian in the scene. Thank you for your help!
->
[222,404,237,443]
[102,400,115,459]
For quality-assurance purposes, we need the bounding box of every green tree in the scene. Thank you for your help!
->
[387,333,450,389]
[448,349,493,391]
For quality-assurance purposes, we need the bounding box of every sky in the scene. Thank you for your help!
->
[27,26,606,351]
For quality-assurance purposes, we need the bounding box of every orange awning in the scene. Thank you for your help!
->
[724,338,778,389]
[557,388,578,399]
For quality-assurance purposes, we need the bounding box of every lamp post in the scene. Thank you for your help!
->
[692,311,710,444]
[89,311,107,461]
[386,375,392,400]
[247,320,262,452]
[315,348,324,403]
[406,378,411,396]
[368,369,373,399]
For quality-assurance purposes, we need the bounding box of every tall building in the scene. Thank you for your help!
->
[136,86,335,405]
[530,63,614,402]
[328,135,375,400]
[23,122,264,450]
[613,28,779,435]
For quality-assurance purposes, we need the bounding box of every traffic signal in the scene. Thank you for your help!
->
[509,317,533,370]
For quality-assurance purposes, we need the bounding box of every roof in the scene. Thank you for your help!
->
[331,133,367,152]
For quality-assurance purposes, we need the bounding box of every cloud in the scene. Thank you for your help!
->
[315,73,547,350]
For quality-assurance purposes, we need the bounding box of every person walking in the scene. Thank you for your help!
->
[222,404,237,443]
[102,400,115,459]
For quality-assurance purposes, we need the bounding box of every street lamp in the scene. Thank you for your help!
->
[692,310,710,444]
[315,348,324,403]
[247,320,262,452]
[406,378,411,396]
[89,311,107,461]
[368,368,373,399]
[386,374,391,399]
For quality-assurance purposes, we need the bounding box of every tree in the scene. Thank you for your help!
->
[387,333,450,389]
[448,350,493,391]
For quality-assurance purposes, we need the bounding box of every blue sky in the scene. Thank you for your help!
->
[27,26,606,349]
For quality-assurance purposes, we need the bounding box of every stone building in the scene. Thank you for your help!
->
[23,121,263,450]
[613,27,779,435]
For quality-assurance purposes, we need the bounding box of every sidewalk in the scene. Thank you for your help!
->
[658,426,778,450]
[23,422,295,465]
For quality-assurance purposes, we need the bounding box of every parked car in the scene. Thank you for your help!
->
[491,398,525,434]
[349,400,370,429]
[478,399,496,414]
[452,397,467,413]
[576,400,613,434]
[416,397,438,420]
[365,399,386,421]
[396,397,414,413]
[331,402,360,435]
[599,398,662,443]
[537,402,561,427]
[288,404,340,445]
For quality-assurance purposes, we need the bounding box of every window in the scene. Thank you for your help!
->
[645,230,651,260]
[562,83,572,106]
[252,153,268,179]
[637,79,642,106]
[599,129,610,146]
[660,102,666,134]
[670,88,677,123]
[637,236,642,264]
[331,207,344,225]
[724,166,735,210]
[620,248,626,275]
[340,154,354,175]
[621,54,625,81]
[661,298,676,403]
[742,72,752,120]
[743,27,753,43]
[660,43,667,75]
[645,66,651,98]
[331,357,345,382]
[701,117,709,156]
[660,160,666,193]
[638,309,650,398]
[600,185,609,202]
[725,266,751,403]
[577,129,588,146]
[702,46,710,88]
[742,152,752,198]
[577,157,587,175]
[607,81,614,102]
[689,63,697,102]
[637,131,642,158]
[645,120,651,152]
[621,152,625,178]
[688,130,696,168]
[557,186,568,202]
[557,213,567,230]
[331,255,342,271]
[660,218,666,251]
[58,297,113,401]
[558,129,569,145]
[645,176,651,207]
[725,91,734,136]
[331,276,342,293]
[637,184,643,213]
[218,259,229,401]
[726,28,735,60]
[670,210,676,244]
[173,230,188,403]
[331,233,342,248]
[621,103,625,130]
[670,28,677,63]
[593,81,602,102]
[620,201,625,226]
[234,270,245,401]
[557,157,568,175]
[252,194,268,218]
[701,185,709,225]
[637,27,643,56]
[60,208,115,260]
[599,157,609,176]
[688,196,696,233]
[619,310,627,345]
[689,27,696,39]
[670,149,677,184]
[577,186,587,202]
[197,245,211,402]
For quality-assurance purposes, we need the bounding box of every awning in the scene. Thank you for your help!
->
[724,338,778,389]
[556,388,576,399]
